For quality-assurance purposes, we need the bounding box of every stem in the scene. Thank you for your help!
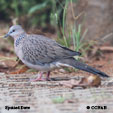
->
[14,0,19,17]
[62,0,68,47]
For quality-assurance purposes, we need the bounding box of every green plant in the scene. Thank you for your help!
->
[52,96,66,103]
[53,0,88,54]
[0,0,63,27]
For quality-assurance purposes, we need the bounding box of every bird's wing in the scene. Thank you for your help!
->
[22,34,81,65]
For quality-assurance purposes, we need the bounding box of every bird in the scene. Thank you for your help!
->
[4,25,109,81]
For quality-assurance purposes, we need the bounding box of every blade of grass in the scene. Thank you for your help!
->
[0,57,17,62]
[62,0,68,47]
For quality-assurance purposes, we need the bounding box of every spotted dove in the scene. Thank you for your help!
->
[4,25,109,81]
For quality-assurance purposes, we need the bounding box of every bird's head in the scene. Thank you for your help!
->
[4,25,25,39]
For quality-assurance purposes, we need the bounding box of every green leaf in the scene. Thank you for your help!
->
[52,96,65,103]
[28,2,48,14]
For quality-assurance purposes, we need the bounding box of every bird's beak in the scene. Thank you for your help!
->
[4,33,10,38]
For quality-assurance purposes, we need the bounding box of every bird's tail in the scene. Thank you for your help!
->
[59,58,109,77]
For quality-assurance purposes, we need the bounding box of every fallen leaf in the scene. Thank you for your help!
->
[100,46,113,52]
[60,75,101,88]
[9,66,29,74]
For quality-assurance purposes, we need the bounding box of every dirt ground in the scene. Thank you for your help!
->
[0,28,113,113]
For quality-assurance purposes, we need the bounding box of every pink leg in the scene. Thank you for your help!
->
[30,72,44,82]
[46,71,51,81]
[30,71,51,82]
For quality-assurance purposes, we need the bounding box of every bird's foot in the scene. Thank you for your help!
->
[30,77,46,82]
[30,77,51,82]
[45,77,52,81]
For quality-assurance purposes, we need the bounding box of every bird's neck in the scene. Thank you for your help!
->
[15,33,26,47]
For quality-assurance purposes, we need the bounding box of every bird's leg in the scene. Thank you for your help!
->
[37,72,44,80]
[30,71,51,82]
[30,72,44,81]
[46,71,51,81]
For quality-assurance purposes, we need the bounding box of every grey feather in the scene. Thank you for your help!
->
[60,58,109,77]
[22,34,81,65]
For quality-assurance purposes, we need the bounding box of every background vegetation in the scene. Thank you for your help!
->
[0,0,87,52]
[0,0,75,27]
[0,0,112,57]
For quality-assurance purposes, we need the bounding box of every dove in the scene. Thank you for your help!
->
[4,25,109,81]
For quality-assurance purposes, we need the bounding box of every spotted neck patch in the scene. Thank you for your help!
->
[15,34,25,47]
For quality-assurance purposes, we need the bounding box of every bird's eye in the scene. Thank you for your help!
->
[12,30,15,32]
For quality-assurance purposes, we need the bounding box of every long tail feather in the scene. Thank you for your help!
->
[60,58,109,77]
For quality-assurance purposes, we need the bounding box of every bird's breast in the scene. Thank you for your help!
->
[14,45,24,61]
